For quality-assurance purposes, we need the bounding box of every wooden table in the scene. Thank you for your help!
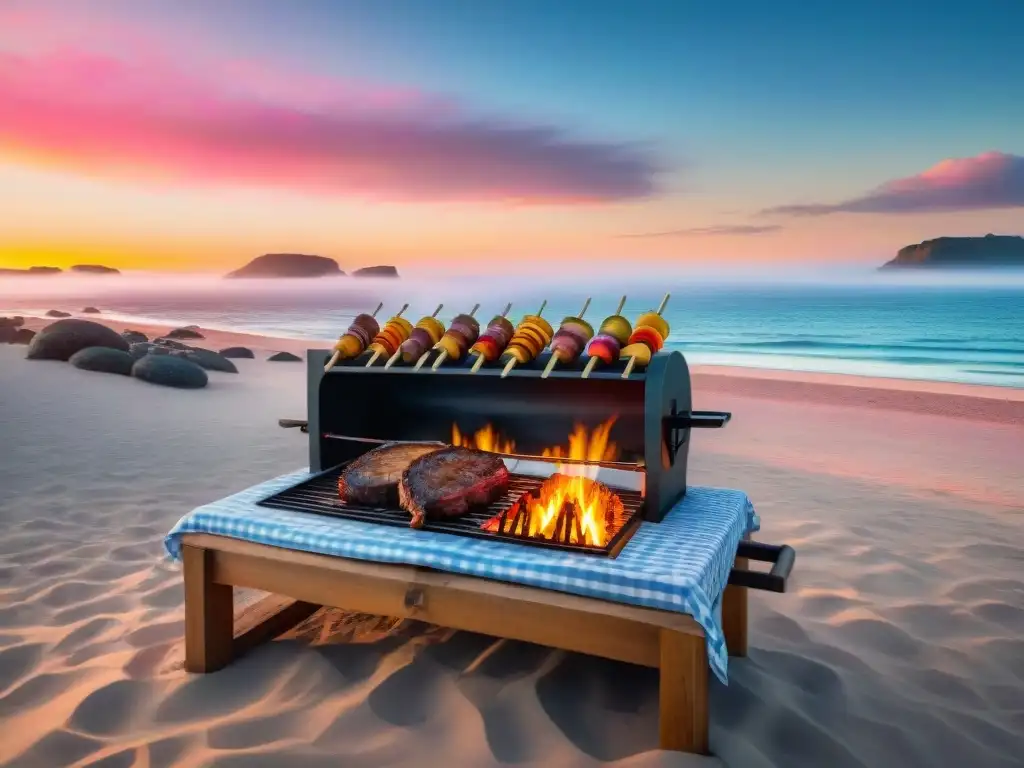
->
[181,532,749,755]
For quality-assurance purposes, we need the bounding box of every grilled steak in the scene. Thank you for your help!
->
[337,441,445,506]
[398,447,510,528]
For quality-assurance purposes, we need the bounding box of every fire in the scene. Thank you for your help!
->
[483,473,625,548]
[470,416,626,549]
[451,423,516,454]
[452,416,619,466]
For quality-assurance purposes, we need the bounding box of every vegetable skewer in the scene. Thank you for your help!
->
[384,304,444,369]
[324,302,383,372]
[469,302,515,373]
[541,298,593,378]
[412,303,481,370]
[363,304,411,367]
[499,300,551,378]
[621,293,671,378]
[580,296,630,379]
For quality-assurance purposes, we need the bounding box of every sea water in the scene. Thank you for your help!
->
[4,272,1023,388]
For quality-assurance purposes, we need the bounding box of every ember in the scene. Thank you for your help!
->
[477,416,628,548]
[482,472,626,547]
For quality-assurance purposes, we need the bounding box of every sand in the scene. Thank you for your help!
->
[0,325,1022,767]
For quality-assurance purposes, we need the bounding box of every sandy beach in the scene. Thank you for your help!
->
[1,322,1022,767]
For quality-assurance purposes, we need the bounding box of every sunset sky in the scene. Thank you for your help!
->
[1,0,1022,273]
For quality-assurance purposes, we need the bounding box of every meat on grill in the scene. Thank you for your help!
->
[398,446,511,528]
[337,441,446,506]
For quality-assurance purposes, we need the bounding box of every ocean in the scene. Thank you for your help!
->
[4,272,1024,388]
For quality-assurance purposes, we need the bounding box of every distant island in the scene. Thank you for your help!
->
[226,253,399,279]
[70,264,120,275]
[352,265,399,278]
[881,234,1024,270]
[0,264,120,276]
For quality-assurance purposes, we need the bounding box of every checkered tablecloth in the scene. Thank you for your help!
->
[164,468,760,683]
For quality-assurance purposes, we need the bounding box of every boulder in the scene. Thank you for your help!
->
[219,346,255,359]
[11,328,35,345]
[171,347,238,373]
[268,351,302,362]
[132,355,208,389]
[26,319,130,361]
[69,346,134,376]
[45,310,71,318]
[0,316,24,328]
[165,327,205,340]
[121,330,149,344]
[128,342,172,360]
[0,326,15,343]
[152,338,192,350]
[82,306,101,314]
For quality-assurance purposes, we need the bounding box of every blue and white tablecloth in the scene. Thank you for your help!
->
[164,468,760,684]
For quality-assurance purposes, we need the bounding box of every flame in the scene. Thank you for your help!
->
[483,473,625,548]
[470,415,626,549]
[452,416,619,470]
[451,423,516,454]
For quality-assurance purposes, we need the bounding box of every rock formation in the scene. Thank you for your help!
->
[226,253,344,278]
[352,265,399,278]
[881,234,1024,270]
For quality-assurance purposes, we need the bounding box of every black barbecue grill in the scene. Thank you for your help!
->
[268,347,795,587]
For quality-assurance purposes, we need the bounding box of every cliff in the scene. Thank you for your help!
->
[881,234,1024,270]
[226,253,344,278]
[352,265,400,278]
[0,266,62,276]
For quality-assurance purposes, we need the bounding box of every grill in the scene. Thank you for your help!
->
[259,462,645,557]
[272,344,733,559]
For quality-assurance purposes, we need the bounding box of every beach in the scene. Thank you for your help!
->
[0,324,1022,768]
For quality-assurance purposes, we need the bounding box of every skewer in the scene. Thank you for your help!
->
[541,297,592,378]
[470,302,514,373]
[321,431,643,472]
[384,303,442,369]
[431,303,483,371]
[415,303,480,370]
[622,292,670,378]
[324,302,383,372]
[500,299,548,378]
[364,303,409,367]
[581,295,628,379]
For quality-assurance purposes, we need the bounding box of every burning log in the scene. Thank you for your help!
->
[483,472,627,548]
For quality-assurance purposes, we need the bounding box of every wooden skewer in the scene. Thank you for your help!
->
[501,299,548,378]
[416,303,479,370]
[470,302,514,373]
[432,302,481,371]
[581,295,627,379]
[542,297,591,378]
[384,304,442,369]
[622,292,670,378]
[364,303,409,367]
[324,301,383,372]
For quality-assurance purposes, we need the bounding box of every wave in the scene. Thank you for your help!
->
[671,339,1024,356]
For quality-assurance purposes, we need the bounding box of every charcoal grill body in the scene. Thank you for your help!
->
[305,348,726,522]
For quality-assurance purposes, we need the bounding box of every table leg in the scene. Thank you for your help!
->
[183,544,234,673]
[658,628,710,754]
[723,554,749,657]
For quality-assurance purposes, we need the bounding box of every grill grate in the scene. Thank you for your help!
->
[257,463,645,558]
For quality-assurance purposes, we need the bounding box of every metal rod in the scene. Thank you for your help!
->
[320,432,644,472]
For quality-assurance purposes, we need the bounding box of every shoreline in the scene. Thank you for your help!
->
[14,314,1024,426]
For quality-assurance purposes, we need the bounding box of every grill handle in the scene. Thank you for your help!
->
[728,541,795,593]
[279,418,309,433]
[663,411,732,429]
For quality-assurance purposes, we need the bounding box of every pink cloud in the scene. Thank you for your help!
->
[0,48,660,203]
[763,151,1024,215]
